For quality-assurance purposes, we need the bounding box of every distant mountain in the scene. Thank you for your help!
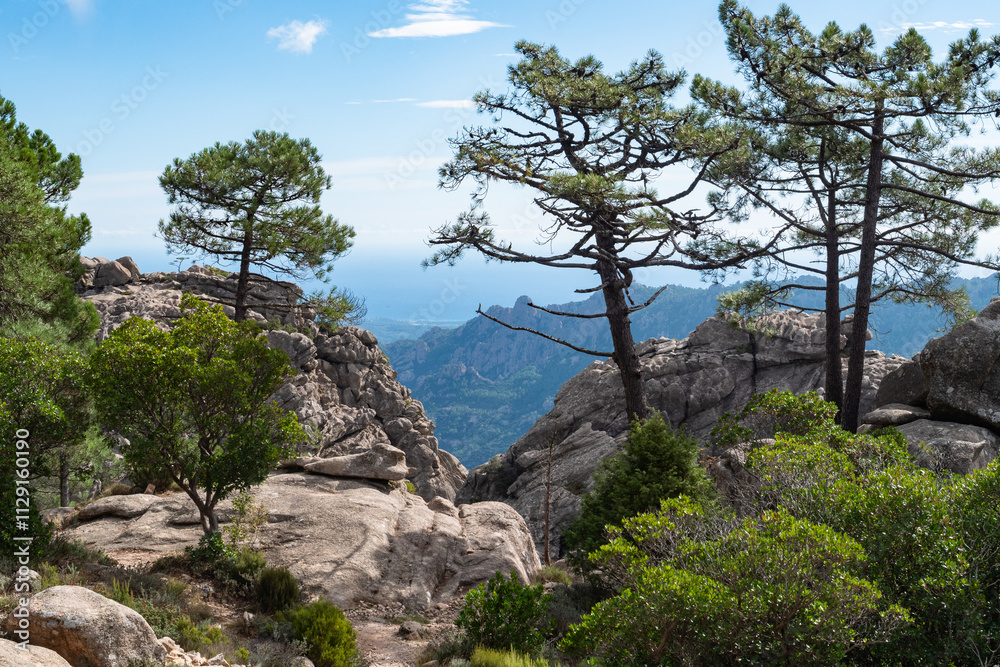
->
[384,275,1000,468]
[361,317,466,344]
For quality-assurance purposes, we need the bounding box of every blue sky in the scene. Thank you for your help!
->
[3,0,1000,322]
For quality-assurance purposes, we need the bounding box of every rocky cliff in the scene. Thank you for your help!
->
[79,257,466,502]
[63,257,543,610]
[458,310,907,556]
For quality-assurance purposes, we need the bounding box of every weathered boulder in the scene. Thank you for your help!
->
[920,298,1000,431]
[76,494,162,521]
[61,473,540,610]
[875,359,930,408]
[0,639,72,667]
[458,310,904,555]
[91,260,133,288]
[895,419,998,475]
[302,443,410,481]
[79,263,467,501]
[9,585,166,667]
[861,403,931,427]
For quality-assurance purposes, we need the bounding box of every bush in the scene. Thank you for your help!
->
[256,566,299,613]
[174,615,225,652]
[562,412,715,559]
[563,501,908,666]
[711,389,838,447]
[470,647,552,667]
[456,571,551,656]
[531,565,571,587]
[280,599,358,667]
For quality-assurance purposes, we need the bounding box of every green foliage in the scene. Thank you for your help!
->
[456,571,552,656]
[564,500,907,666]
[87,297,305,533]
[188,531,235,564]
[712,389,839,447]
[280,599,358,667]
[256,566,300,613]
[224,489,269,551]
[0,337,95,559]
[469,647,552,667]
[0,93,98,346]
[159,130,355,321]
[531,565,571,587]
[174,615,226,652]
[563,412,715,559]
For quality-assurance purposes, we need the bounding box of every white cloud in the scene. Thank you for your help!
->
[416,100,476,108]
[882,19,994,33]
[368,0,507,38]
[267,20,328,54]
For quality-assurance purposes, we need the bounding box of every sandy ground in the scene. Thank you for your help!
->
[347,599,462,667]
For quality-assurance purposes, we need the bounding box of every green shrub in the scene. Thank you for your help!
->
[187,531,235,564]
[174,615,225,652]
[280,599,358,667]
[234,548,266,581]
[470,647,552,667]
[531,565,571,587]
[256,566,300,613]
[456,571,551,656]
[711,389,838,447]
[562,412,715,559]
[563,501,908,666]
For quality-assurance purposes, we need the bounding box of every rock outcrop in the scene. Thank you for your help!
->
[78,259,466,501]
[61,472,540,611]
[458,310,905,556]
[9,585,167,667]
[860,297,1000,473]
[0,639,72,667]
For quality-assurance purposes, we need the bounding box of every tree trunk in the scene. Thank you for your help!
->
[59,454,70,508]
[842,109,884,432]
[233,220,255,321]
[596,230,649,423]
[824,188,844,420]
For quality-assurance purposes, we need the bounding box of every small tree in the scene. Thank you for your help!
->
[562,412,715,560]
[87,297,304,533]
[428,41,756,423]
[159,130,356,322]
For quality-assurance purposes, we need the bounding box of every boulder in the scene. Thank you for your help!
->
[875,359,930,407]
[0,639,72,667]
[112,256,141,281]
[9,585,166,667]
[303,443,410,481]
[920,298,1000,431]
[76,494,162,521]
[896,419,998,474]
[861,403,931,427]
[91,261,133,288]
[458,310,904,555]
[62,473,540,610]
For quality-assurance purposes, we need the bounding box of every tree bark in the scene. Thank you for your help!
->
[842,108,885,432]
[824,188,844,420]
[596,230,650,423]
[59,454,69,508]
[233,219,255,321]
